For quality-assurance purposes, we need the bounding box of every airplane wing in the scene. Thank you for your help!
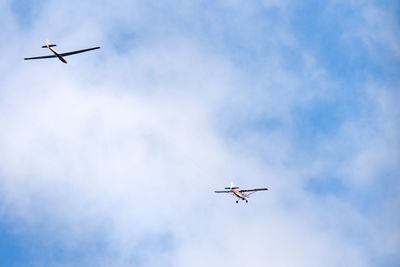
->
[240,188,268,193]
[215,190,232,193]
[59,47,100,57]
[24,55,57,60]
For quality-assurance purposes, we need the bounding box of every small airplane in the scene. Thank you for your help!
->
[24,40,100,64]
[215,182,268,203]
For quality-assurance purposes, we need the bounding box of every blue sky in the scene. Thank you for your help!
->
[0,0,399,266]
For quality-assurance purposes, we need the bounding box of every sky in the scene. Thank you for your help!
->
[0,0,399,266]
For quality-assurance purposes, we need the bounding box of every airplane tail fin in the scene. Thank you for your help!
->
[42,40,56,48]
[225,181,239,190]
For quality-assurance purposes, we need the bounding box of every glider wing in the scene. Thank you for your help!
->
[60,47,100,57]
[24,55,57,60]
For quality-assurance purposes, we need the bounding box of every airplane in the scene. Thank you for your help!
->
[24,40,100,64]
[215,182,268,203]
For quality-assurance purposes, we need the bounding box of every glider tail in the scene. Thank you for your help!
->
[42,40,56,48]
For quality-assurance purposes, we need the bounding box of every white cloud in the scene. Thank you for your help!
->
[0,0,399,266]
[361,4,400,58]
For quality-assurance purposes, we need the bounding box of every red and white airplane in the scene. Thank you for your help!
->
[24,40,100,64]
[215,182,268,203]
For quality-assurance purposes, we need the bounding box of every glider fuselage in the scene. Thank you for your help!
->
[47,45,67,63]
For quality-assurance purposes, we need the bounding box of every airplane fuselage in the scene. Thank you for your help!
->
[232,189,248,200]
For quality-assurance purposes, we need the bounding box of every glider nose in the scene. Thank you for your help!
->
[59,57,67,64]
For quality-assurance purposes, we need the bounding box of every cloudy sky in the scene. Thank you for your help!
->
[0,0,399,266]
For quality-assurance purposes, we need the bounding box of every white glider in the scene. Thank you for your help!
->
[24,40,100,64]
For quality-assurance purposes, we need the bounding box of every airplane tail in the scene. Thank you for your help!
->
[225,181,239,190]
[42,40,56,48]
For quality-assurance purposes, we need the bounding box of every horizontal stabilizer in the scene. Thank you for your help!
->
[225,187,239,189]
[42,44,56,48]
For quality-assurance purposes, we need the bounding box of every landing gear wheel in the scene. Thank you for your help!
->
[246,200,248,203]
[236,200,238,203]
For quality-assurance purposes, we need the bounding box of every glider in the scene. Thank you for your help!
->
[215,182,268,203]
[24,40,100,64]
